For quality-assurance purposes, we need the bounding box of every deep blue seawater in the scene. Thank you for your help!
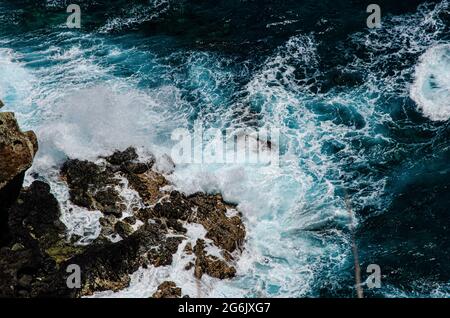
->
[0,0,449,297]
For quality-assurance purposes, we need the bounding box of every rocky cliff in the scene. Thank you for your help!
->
[0,100,246,298]
[0,102,38,244]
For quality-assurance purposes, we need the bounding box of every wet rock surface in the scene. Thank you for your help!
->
[68,222,178,296]
[193,239,236,280]
[154,191,246,253]
[152,281,183,298]
[0,181,76,298]
[0,105,38,244]
[1,133,247,298]
[0,103,70,298]
[61,159,125,217]
[188,193,245,253]
[0,111,38,190]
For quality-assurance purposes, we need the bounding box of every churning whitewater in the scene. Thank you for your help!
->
[0,0,449,298]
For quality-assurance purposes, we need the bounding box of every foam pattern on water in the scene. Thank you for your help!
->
[0,0,449,298]
[411,44,450,121]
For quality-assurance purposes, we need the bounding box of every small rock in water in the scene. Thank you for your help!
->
[152,281,182,298]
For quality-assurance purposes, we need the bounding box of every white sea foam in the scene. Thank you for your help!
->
[411,44,450,121]
[89,223,229,298]
[2,0,449,297]
[1,33,189,245]
[0,48,35,118]
[169,34,352,296]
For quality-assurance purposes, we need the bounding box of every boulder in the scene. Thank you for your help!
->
[153,191,193,220]
[0,111,38,190]
[104,147,154,174]
[114,221,134,238]
[152,281,182,298]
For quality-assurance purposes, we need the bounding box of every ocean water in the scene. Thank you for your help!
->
[0,0,449,297]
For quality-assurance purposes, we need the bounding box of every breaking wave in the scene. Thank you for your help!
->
[0,0,449,298]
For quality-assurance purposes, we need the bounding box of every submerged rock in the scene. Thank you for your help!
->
[126,170,168,207]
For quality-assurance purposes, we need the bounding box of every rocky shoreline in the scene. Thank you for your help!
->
[0,101,246,298]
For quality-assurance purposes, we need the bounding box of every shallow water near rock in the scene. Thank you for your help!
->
[1,0,450,297]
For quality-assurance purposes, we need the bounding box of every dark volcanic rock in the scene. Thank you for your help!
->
[0,181,76,298]
[166,218,187,234]
[114,221,133,238]
[156,191,246,253]
[126,170,168,206]
[9,181,65,251]
[61,159,125,217]
[104,147,154,174]
[1,146,246,297]
[0,173,26,244]
[123,216,136,225]
[154,191,192,220]
[91,148,164,208]
[0,246,72,298]
[105,147,139,166]
[147,235,184,267]
[68,222,183,296]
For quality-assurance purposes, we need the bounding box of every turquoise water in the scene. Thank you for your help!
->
[0,0,449,297]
